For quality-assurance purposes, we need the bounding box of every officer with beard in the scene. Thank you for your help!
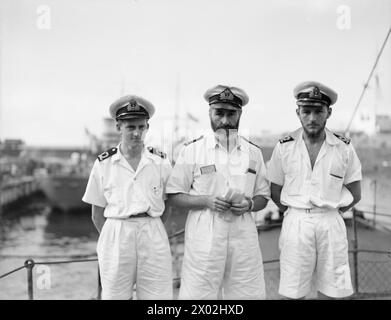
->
[267,81,362,299]
[166,85,270,299]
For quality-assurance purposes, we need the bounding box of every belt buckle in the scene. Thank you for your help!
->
[305,208,311,214]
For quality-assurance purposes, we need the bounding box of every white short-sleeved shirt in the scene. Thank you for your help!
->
[82,144,172,218]
[267,127,362,209]
[166,132,270,201]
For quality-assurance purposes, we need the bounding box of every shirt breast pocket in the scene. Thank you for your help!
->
[324,160,347,202]
[239,168,255,196]
[151,184,163,198]
[193,166,217,194]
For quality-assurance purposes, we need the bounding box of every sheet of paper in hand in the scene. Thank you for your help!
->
[230,190,245,204]
[223,187,244,204]
[219,187,245,222]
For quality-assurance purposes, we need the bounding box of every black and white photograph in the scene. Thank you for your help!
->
[0,0,391,307]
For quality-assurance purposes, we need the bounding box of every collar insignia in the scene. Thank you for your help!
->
[279,136,294,144]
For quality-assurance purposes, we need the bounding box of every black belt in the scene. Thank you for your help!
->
[108,213,150,220]
[126,212,150,219]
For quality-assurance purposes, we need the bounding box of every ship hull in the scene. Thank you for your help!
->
[38,174,89,211]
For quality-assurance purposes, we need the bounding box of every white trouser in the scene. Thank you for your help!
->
[97,217,173,300]
[179,210,266,300]
[278,207,353,299]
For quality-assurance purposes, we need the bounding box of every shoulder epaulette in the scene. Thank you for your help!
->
[147,146,167,159]
[184,135,204,146]
[333,133,350,144]
[279,136,294,144]
[97,147,117,162]
[242,137,261,150]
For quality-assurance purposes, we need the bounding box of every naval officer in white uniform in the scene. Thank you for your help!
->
[267,81,362,299]
[82,95,173,300]
[166,85,270,300]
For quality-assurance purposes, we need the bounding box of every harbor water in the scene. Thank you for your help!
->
[0,195,99,300]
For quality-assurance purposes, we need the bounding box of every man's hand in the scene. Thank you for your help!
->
[230,199,251,216]
[206,196,232,212]
[271,183,288,213]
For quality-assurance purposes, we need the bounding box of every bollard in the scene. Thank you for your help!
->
[24,259,35,300]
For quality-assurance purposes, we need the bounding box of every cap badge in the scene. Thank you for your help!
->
[219,88,234,101]
[309,86,321,99]
[127,99,140,111]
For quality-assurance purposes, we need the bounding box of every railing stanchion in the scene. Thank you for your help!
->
[352,208,359,295]
[373,179,377,227]
[24,259,35,300]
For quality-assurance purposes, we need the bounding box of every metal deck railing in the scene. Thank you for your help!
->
[1,208,391,300]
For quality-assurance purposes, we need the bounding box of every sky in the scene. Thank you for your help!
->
[0,0,390,147]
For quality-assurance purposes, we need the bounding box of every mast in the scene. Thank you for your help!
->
[373,73,383,134]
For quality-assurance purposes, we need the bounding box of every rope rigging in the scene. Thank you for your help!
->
[345,26,391,134]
